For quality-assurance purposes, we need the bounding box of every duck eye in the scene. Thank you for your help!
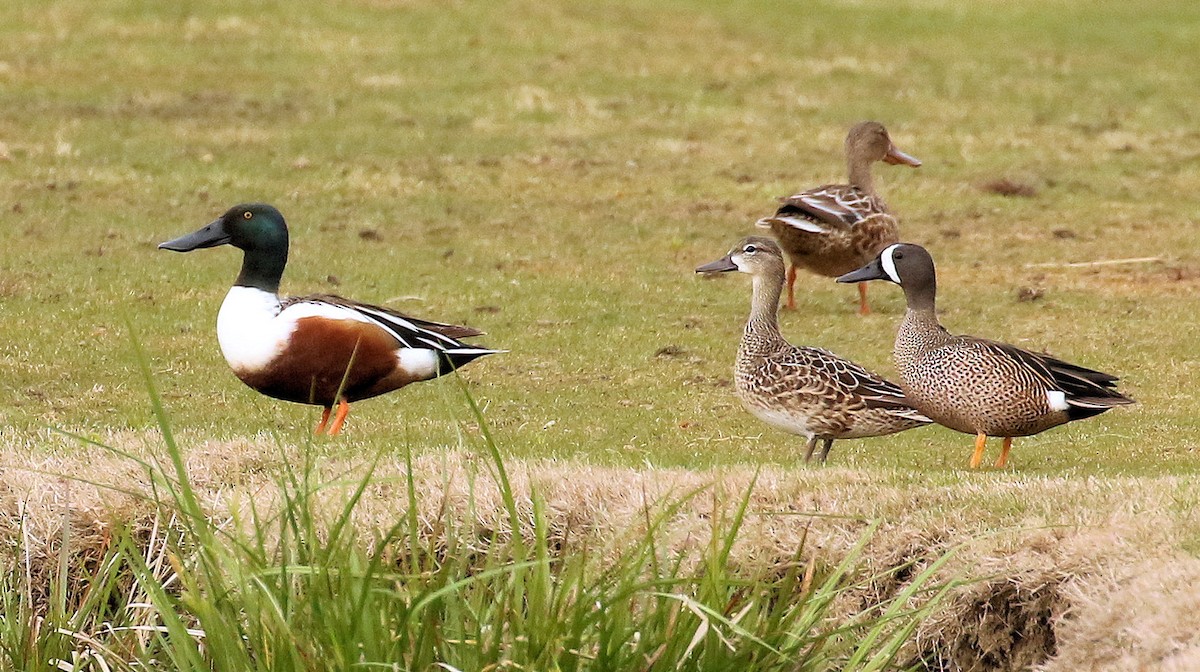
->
[242,211,253,220]
[744,244,757,254]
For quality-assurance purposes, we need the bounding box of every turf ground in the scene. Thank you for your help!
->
[3,0,1198,474]
[2,1,1200,668]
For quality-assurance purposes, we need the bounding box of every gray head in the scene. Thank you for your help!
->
[835,243,937,310]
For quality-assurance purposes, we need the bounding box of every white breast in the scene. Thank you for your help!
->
[216,287,293,373]
[742,400,815,438]
[216,287,399,374]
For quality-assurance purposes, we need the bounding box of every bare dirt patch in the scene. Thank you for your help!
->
[979,178,1039,198]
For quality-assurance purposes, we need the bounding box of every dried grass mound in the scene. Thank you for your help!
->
[4,434,1200,671]
[1038,557,1200,671]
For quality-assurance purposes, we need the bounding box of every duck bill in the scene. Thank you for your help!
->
[836,258,890,284]
[695,255,738,274]
[883,144,922,167]
[158,219,231,252]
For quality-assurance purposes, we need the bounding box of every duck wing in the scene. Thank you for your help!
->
[282,293,485,347]
[977,338,1134,409]
[779,347,932,423]
[757,185,885,234]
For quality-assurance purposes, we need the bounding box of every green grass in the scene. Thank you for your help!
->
[4,0,1197,474]
[5,3,1200,666]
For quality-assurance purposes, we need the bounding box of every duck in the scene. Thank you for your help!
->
[837,243,1134,468]
[696,237,930,463]
[756,121,921,315]
[159,203,501,435]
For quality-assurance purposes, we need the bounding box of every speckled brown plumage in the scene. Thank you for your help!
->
[697,237,930,463]
[838,243,1135,468]
[764,204,899,277]
[756,121,921,313]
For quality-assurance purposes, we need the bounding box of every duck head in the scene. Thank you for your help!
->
[160,203,290,292]
[836,243,937,310]
[847,121,922,167]
[160,203,288,253]
[695,236,786,277]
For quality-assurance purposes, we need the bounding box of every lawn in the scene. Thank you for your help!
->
[2,0,1200,669]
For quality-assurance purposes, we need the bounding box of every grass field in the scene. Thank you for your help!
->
[3,0,1200,669]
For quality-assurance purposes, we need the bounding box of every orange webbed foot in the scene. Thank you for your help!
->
[327,399,351,436]
[969,433,987,469]
[315,406,332,434]
[994,437,1013,468]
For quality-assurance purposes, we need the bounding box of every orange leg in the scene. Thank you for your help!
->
[857,283,871,316]
[785,265,798,310]
[969,433,987,469]
[327,399,351,436]
[314,406,332,434]
[994,437,1013,468]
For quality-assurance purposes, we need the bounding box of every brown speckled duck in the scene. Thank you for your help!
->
[697,237,930,463]
[838,243,1135,468]
[756,121,920,315]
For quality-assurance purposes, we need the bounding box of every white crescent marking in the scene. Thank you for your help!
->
[880,243,903,284]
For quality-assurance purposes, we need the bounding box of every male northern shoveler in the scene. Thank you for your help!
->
[696,237,930,463]
[159,203,500,435]
[837,243,1134,468]
[756,121,921,315]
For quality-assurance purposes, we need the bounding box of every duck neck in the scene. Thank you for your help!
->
[902,277,936,313]
[900,303,942,337]
[847,154,877,195]
[898,303,951,367]
[896,277,949,359]
[742,271,786,353]
[234,246,287,295]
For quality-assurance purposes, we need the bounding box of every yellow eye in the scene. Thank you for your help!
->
[242,211,253,220]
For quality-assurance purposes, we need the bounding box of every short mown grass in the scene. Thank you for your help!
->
[3,1,1200,668]
[2,0,1197,474]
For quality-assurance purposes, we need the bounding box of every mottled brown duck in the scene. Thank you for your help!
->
[697,237,930,463]
[756,121,920,315]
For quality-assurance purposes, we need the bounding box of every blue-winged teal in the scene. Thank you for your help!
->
[756,121,921,315]
[697,237,930,463]
[160,203,501,435]
[838,243,1134,468]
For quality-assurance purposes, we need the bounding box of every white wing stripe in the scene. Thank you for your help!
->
[287,299,468,351]
[773,216,828,234]
[353,307,464,349]
[798,197,855,220]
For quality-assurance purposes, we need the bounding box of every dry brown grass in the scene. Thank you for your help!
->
[4,434,1200,671]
